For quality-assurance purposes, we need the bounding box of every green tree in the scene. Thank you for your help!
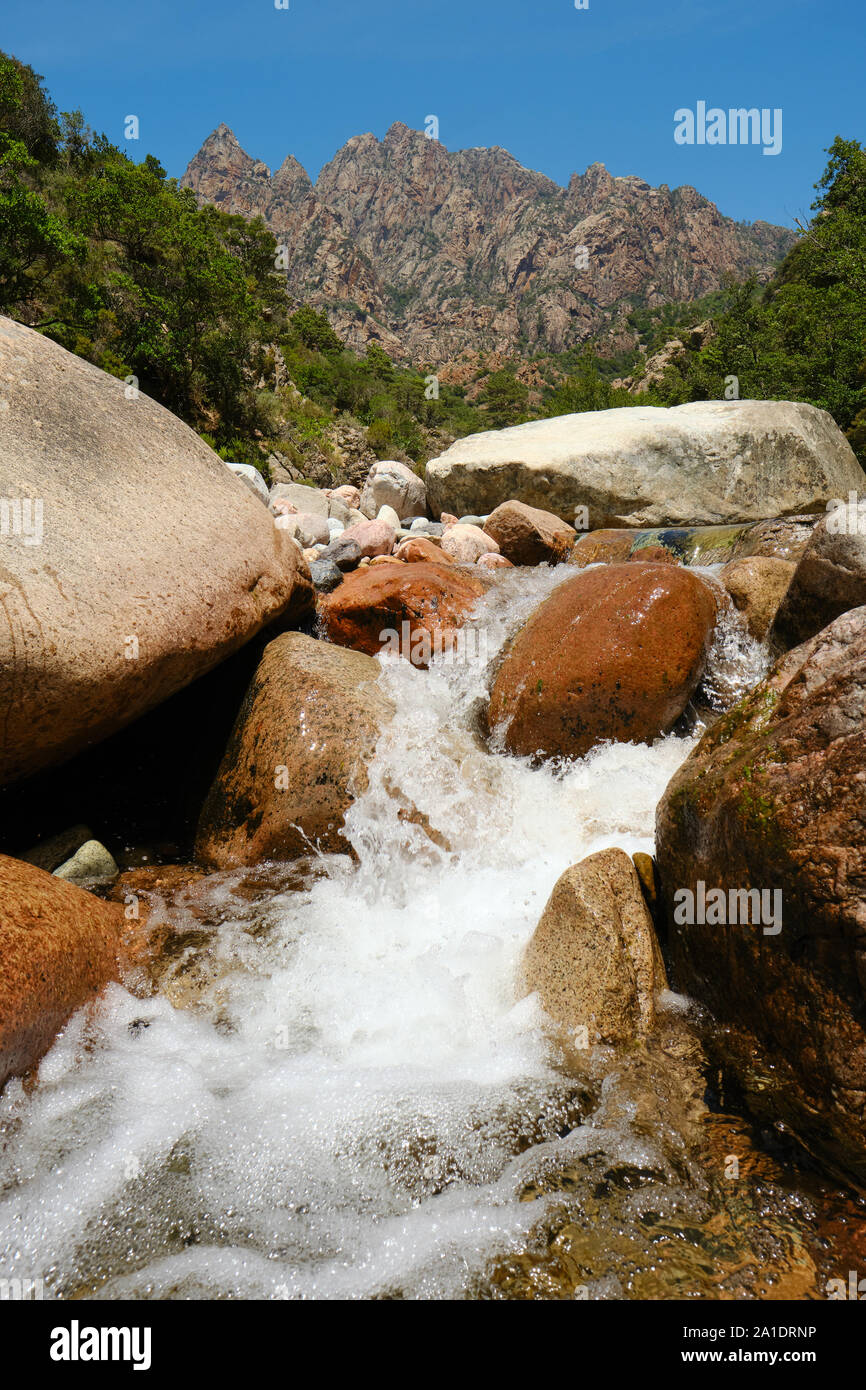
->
[482,367,529,427]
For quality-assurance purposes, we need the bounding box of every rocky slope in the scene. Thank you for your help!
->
[180,122,796,363]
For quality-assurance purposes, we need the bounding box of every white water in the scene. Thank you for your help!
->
[0,566,768,1300]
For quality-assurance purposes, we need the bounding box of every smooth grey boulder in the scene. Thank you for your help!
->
[360,460,427,521]
[425,401,865,526]
[310,558,344,593]
[224,461,269,504]
[269,482,330,517]
[318,537,363,572]
[0,316,313,785]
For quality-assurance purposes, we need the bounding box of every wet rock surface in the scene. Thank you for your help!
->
[488,563,717,760]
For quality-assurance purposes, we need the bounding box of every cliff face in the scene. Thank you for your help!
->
[180,121,797,362]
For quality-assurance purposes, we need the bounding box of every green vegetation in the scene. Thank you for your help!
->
[277,306,485,459]
[0,50,286,450]
[646,138,866,464]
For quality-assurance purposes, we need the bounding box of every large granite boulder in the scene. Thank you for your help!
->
[0,317,313,786]
[196,633,394,867]
[426,401,864,526]
[0,854,125,1090]
[656,606,866,1187]
[488,563,717,760]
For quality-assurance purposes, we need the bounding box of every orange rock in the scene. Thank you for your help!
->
[394,537,456,565]
[488,563,717,759]
[477,553,515,569]
[569,528,635,567]
[483,500,575,566]
[0,855,126,1090]
[320,561,489,668]
[196,633,394,867]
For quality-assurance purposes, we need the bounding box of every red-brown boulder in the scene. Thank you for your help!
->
[0,855,125,1090]
[488,563,717,759]
[319,561,489,668]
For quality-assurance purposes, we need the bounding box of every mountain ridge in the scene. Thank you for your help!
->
[180,121,797,363]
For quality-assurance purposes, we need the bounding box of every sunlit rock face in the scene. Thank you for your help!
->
[180,123,796,362]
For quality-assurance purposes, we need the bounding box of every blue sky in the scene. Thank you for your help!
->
[4,0,863,227]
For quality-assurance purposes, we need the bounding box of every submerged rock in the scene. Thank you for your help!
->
[569,528,636,568]
[426,401,864,525]
[0,855,124,1091]
[521,849,667,1044]
[483,500,575,566]
[734,514,819,562]
[488,563,717,760]
[0,316,313,787]
[196,632,394,868]
[656,605,866,1188]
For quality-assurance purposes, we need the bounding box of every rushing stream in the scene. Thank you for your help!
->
[1,564,862,1300]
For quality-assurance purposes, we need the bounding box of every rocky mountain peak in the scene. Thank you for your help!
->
[180,124,798,362]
